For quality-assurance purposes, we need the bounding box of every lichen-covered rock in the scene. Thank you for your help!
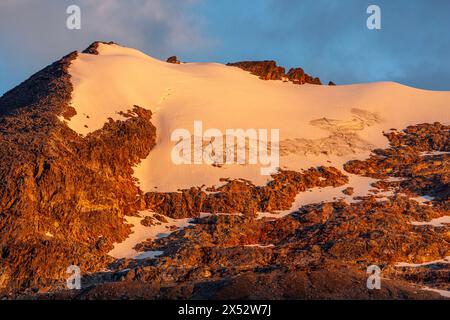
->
[143,167,349,218]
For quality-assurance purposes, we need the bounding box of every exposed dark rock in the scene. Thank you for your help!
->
[143,167,349,218]
[82,41,117,55]
[32,266,442,300]
[344,123,450,201]
[166,56,181,64]
[342,187,354,196]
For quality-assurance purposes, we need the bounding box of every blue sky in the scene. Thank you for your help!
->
[1,0,450,95]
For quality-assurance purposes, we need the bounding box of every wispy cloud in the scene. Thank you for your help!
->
[0,0,211,93]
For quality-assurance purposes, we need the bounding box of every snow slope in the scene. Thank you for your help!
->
[66,43,450,193]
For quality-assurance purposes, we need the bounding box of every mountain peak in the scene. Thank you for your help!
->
[82,41,118,55]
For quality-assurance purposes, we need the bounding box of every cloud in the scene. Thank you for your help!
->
[203,0,449,90]
[0,0,211,93]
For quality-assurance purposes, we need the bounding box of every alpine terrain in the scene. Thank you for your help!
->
[0,42,448,299]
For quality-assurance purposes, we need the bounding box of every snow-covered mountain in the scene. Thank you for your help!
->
[0,42,448,299]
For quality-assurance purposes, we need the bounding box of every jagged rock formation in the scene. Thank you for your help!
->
[142,167,348,218]
[345,123,450,201]
[50,122,447,300]
[227,61,286,81]
[37,265,441,300]
[29,191,448,299]
[286,67,321,85]
[0,43,157,294]
[82,41,117,55]
[227,60,324,85]
[166,56,181,64]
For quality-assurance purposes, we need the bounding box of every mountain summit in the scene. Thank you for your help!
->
[0,42,448,299]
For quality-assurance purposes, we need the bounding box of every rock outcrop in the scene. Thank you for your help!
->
[0,42,448,300]
[227,60,326,85]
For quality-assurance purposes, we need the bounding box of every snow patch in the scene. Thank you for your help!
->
[257,172,391,220]
[244,244,275,248]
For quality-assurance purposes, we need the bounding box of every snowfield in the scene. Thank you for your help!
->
[67,43,450,193]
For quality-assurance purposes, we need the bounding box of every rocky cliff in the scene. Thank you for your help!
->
[0,42,448,300]
[0,43,157,294]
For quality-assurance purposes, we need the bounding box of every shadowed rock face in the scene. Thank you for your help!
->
[82,41,117,55]
[35,267,441,300]
[227,60,324,85]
